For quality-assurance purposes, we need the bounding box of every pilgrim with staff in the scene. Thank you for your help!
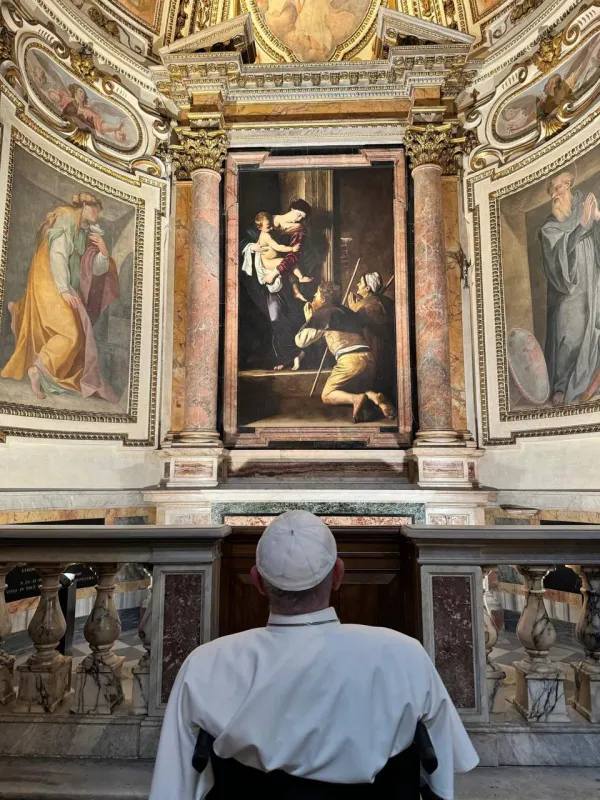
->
[295,261,396,423]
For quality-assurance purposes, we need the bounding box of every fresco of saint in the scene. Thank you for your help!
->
[27,51,137,150]
[1,192,120,403]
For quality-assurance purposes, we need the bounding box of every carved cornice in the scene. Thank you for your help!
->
[170,127,229,178]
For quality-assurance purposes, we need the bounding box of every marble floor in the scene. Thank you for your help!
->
[3,609,145,706]
[0,759,598,799]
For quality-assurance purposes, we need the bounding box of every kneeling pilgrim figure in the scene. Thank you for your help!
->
[149,511,478,799]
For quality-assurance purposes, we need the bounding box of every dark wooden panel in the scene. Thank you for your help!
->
[219,527,420,639]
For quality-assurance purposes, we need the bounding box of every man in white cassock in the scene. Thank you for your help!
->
[149,511,479,799]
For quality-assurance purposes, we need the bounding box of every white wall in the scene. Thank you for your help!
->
[0,439,161,490]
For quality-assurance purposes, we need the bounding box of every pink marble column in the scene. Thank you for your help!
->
[181,167,222,444]
[170,127,228,448]
[405,124,458,445]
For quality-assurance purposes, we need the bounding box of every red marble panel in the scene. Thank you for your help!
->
[161,572,204,703]
[431,574,476,708]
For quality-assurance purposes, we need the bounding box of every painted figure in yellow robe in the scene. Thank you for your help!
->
[1,191,120,403]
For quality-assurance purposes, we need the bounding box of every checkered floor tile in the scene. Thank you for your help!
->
[5,625,145,672]
[490,626,583,668]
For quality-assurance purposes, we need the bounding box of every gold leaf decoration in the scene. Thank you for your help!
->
[532,29,563,75]
[70,44,100,84]
[169,127,229,178]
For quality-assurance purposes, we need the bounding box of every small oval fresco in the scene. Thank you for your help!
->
[496,32,600,141]
[25,48,141,152]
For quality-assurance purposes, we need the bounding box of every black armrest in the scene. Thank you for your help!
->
[192,728,215,774]
[414,720,438,775]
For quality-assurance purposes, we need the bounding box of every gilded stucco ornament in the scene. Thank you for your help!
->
[70,43,100,84]
[0,23,15,62]
[169,127,229,178]
[532,28,563,75]
[404,124,453,171]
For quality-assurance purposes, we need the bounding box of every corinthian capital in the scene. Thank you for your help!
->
[404,124,453,172]
[170,127,229,179]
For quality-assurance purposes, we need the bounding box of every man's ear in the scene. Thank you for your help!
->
[332,558,345,591]
[251,565,267,596]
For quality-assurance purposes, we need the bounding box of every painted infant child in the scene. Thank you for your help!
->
[255,211,313,301]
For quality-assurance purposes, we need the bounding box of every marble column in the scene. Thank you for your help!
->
[74,563,124,714]
[163,127,229,487]
[132,578,152,716]
[0,564,15,705]
[16,565,72,713]
[513,565,568,722]
[404,126,481,487]
[483,567,506,713]
[405,125,457,446]
[570,566,600,722]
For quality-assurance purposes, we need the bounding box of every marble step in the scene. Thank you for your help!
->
[1,759,599,799]
[0,758,152,800]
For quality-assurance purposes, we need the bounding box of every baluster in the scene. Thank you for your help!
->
[74,563,124,714]
[483,567,505,713]
[132,576,152,716]
[0,564,16,705]
[569,565,600,722]
[15,564,72,713]
[513,565,569,722]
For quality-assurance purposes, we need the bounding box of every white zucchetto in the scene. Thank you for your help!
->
[256,510,337,591]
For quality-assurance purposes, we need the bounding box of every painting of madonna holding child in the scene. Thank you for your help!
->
[240,197,315,372]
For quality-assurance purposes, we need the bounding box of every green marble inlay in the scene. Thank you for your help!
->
[211,502,426,525]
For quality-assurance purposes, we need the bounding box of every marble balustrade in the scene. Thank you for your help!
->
[0,524,228,716]
[403,524,600,728]
[1,522,600,741]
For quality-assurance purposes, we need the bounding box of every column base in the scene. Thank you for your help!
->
[573,660,600,722]
[0,654,15,705]
[15,656,73,713]
[513,658,569,722]
[407,445,484,488]
[160,444,224,488]
[487,664,506,714]
[131,657,149,716]
[73,655,125,715]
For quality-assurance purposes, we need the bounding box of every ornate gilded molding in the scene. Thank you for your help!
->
[69,43,100,84]
[0,23,15,63]
[509,0,544,24]
[532,27,563,75]
[170,127,229,178]
[404,123,453,171]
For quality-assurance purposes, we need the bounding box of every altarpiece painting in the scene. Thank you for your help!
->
[224,151,411,448]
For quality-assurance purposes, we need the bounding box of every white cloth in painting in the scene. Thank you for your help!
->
[539,188,600,402]
[241,242,282,293]
[48,223,109,295]
[149,607,479,800]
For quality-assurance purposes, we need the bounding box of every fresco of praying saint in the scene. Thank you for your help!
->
[539,171,600,406]
[1,192,120,403]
